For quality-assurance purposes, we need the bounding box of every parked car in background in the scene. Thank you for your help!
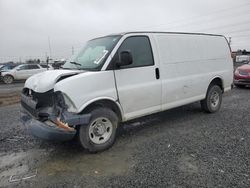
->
[52,59,66,69]
[40,64,54,69]
[235,55,250,63]
[0,63,17,72]
[1,64,53,84]
[234,62,250,87]
[0,63,17,81]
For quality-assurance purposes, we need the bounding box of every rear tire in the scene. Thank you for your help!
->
[78,107,118,153]
[3,75,14,84]
[201,85,222,113]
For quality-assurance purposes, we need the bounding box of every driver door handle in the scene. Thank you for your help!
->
[155,68,160,79]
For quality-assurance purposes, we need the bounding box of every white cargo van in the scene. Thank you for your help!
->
[21,32,233,152]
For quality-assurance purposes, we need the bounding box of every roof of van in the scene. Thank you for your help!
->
[108,31,225,38]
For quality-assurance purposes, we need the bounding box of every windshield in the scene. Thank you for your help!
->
[63,35,121,71]
[0,65,15,71]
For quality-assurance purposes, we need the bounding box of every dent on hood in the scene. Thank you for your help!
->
[24,70,81,93]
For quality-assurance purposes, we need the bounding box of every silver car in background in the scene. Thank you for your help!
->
[1,64,53,84]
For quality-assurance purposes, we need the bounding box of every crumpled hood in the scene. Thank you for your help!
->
[24,69,81,93]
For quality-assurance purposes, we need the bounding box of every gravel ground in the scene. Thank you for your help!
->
[0,88,249,188]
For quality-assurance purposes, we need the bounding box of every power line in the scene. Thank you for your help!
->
[139,2,250,30]
[48,36,52,58]
[169,13,250,31]
[231,34,250,38]
[193,19,250,33]
[221,28,250,36]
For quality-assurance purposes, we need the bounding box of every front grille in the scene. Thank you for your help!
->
[21,88,57,120]
[22,88,54,108]
[21,92,38,117]
[241,80,250,83]
[21,100,38,118]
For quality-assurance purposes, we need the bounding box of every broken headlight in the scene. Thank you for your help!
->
[55,91,77,113]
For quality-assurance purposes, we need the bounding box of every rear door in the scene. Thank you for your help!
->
[114,35,162,120]
[15,65,30,79]
[27,64,42,77]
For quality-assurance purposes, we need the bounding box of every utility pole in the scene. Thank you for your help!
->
[72,46,74,55]
[48,36,52,60]
[228,37,232,47]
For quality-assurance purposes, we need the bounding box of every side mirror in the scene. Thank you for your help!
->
[116,51,133,67]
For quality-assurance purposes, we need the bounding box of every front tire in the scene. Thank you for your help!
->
[201,85,222,113]
[3,75,14,84]
[78,108,118,152]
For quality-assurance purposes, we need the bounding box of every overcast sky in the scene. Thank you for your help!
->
[0,0,250,62]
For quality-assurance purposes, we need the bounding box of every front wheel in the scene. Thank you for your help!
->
[3,75,14,84]
[201,85,222,113]
[78,108,118,152]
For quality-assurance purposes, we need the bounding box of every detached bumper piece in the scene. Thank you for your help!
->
[234,79,250,86]
[21,111,76,141]
[20,92,91,141]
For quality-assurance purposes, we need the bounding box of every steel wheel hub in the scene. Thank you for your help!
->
[4,76,12,84]
[93,123,106,136]
[89,117,113,144]
[210,91,219,108]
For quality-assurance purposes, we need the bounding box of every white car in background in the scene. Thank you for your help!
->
[1,64,53,84]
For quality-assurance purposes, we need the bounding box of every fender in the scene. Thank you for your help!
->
[78,96,124,120]
[208,75,224,88]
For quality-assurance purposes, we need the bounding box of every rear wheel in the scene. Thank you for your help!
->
[3,75,14,84]
[78,107,118,152]
[201,85,222,113]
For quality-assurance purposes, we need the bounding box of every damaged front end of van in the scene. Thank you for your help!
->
[20,70,91,141]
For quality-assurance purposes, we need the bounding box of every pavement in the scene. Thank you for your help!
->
[0,88,249,187]
[0,82,24,94]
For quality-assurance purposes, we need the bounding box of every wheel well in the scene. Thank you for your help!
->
[81,99,122,121]
[209,77,223,92]
[3,74,14,78]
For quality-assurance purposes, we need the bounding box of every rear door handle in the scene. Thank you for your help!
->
[155,68,160,79]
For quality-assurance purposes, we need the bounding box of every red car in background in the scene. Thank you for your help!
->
[234,62,250,88]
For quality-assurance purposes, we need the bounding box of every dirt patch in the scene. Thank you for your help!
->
[178,155,199,174]
[38,146,133,178]
[0,92,20,107]
[0,149,48,187]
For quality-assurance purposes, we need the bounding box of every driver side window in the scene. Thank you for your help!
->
[116,36,154,69]
[18,65,29,70]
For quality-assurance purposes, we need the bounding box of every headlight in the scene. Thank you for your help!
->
[239,70,248,76]
[54,91,77,113]
[62,93,77,113]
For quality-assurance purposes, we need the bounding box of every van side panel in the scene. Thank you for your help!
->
[154,34,233,110]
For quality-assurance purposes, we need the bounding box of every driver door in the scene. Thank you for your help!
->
[16,65,30,79]
[114,36,162,120]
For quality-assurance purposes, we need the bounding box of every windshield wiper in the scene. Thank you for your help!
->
[70,61,81,66]
[69,61,83,70]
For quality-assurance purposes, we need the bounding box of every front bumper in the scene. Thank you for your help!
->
[21,109,77,141]
[234,78,250,86]
[20,91,92,141]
